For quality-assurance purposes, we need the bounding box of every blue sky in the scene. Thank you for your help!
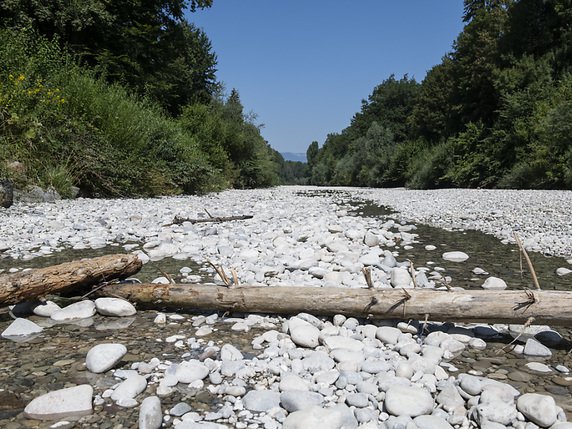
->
[188,1,465,154]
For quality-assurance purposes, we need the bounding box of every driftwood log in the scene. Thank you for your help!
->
[167,214,254,226]
[97,283,572,325]
[0,254,142,305]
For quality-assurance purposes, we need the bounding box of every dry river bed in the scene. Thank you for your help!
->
[1,186,572,429]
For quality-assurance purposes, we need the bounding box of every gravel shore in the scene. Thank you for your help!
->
[1,186,572,428]
[354,187,572,258]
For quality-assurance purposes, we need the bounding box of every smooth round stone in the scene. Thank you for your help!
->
[242,390,281,412]
[95,297,136,317]
[33,300,62,317]
[384,385,434,417]
[481,277,507,290]
[111,374,147,402]
[345,392,369,408]
[376,326,402,345]
[507,371,531,382]
[24,385,93,420]
[442,251,469,262]
[525,362,552,373]
[517,393,558,427]
[220,344,243,361]
[280,373,309,391]
[390,267,412,288]
[425,245,437,251]
[395,363,414,379]
[139,396,162,429]
[50,300,96,321]
[280,391,324,412]
[176,361,209,384]
[413,415,453,429]
[472,267,488,275]
[86,343,127,373]
[556,267,572,276]
[1,318,43,338]
[195,326,212,337]
[288,317,320,348]
[170,402,193,416]
[282,405,357,429]
[322,336,363,352]
[523,338,552,357]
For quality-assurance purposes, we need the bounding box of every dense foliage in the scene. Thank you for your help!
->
[0,1,280,197]
[308,0,572,189]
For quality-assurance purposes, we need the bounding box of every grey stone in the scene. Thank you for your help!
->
[384,385,434,417]
[288,316,320,348]
[280,390,324,412]
[345,392,369,408]
[376,326,402,345]
[481,277,507,290]
[442,251,469,262]
[474,402,517,426]
[32,300,61,317]
[95,298,136,317]
[413,415,454,429]
[282,405,358,429]
[279,373,309,391]
[111,374,147,403]
[139,396,162,429]
[176,360,209,384]
[24,385,93,420]
[50,300,96,321]
[523,338,552,358]
[86,343,127,373]
[242,390,281,412]
[1,318,43,338]
[517,393,558,427]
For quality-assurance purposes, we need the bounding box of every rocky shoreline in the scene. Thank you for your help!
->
[1,186,572,428]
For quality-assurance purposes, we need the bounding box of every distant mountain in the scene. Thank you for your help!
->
[281,152,307,163]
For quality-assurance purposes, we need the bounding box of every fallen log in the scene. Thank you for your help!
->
[167,214,253,226]
[0,254,142,305]
[97,283,572,325]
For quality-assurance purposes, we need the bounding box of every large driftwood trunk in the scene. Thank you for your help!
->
[98,283,572,325]
[0,254,142,305]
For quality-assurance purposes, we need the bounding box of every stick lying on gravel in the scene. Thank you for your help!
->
[96,283,572,326]
[166,214,253,226]
[0,254,142,305]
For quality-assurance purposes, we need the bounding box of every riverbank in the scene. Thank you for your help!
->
[1,186,572,428]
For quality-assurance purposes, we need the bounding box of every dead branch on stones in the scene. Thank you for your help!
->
[95,283,572,326]
[165,214,253,226]
[0,254,142,305]
[207,260,233,287]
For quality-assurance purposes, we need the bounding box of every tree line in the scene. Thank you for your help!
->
[306,0,572,189]
[0,0,282,197]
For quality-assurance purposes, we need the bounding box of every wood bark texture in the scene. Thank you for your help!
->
[97,283,572,325]
[0,254,142,305]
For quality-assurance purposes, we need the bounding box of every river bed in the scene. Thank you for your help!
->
[1,187,572,428]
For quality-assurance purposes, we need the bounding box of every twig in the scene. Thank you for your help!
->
[408,259,418,288]
[514,232,541,290]
[207,260,232,287]
[158,268,175,284]
[499,316,535,354]
[230,268,240,287]
[362,267,374,288]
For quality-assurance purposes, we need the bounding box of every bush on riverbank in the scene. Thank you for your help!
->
[0,29,279,197]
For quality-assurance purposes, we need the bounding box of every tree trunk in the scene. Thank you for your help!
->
[97,283,572,325]
[0,254,142,305]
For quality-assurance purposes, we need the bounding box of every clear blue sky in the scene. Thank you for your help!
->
[188,1,465,154]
